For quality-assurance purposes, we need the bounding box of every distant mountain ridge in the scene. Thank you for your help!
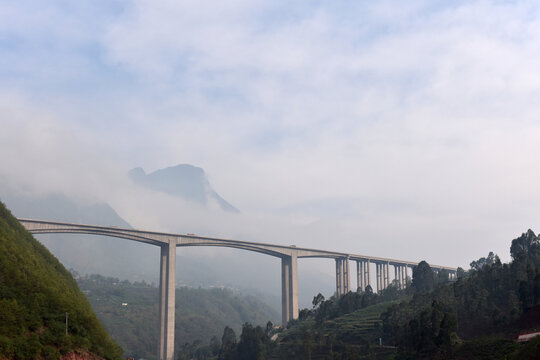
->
[0,163,239,282]
[0,191,154,282]
[129,164,239,213]
[0,164,332,309]
[1,192,131,227]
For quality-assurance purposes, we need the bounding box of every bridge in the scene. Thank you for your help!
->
[18,218,457,360]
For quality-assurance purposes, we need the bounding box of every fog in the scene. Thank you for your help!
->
[2,0,540,306]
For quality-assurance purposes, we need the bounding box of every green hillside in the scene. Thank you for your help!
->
[324,300,398,343]
[380,230,540,359]
[0,201,122,360]
[189,231,540,360]
[76,274,280,359]
[275,300,398,360]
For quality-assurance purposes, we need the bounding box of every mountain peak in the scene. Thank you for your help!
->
[128,164,239,213]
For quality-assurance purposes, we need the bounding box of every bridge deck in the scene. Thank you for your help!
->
[18,218,457,271]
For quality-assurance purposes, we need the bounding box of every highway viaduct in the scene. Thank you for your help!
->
[18,218,457,360]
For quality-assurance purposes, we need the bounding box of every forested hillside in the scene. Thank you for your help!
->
[381,230,540,359]
[181,230,540,359]
[0,201,122,360]
[76,274,279,359]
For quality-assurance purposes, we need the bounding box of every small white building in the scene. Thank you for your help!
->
[517,331,540,342]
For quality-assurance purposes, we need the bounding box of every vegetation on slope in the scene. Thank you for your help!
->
[381,229,540,359]
[76,274,279,359]
[184,230,540,359]
[191,288,409,360]
[0,201,122,360]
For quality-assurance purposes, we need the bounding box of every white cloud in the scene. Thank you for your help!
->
[2,0,540,271]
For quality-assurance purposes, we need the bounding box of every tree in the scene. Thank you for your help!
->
[436,269,449,284]
[236,323,270,360]
[456,267,468,278]
[511,230,540,261]
[312,293,325,309]
[300,325,314,360]
[412,261,435,293]
[265,321,273,336]
[218,326,237,360]
[470,252,499,271]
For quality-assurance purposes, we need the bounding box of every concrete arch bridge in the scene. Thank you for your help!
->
[18,218,457,360]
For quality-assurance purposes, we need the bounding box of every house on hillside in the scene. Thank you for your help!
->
[517,331,540,342]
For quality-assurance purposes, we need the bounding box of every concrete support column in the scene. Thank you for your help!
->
[281,254,298,326]
[290,254,298,320]
[281,257,290,326]
[366,260,371,289]
[403,266,407,288]
[358,260,368,292]
[375,263,378,292]
[335,258,342,296]
[158,240,176,360]
[381,263,385,290]
[380,263,384,291]
[380,263,385,290]
[386,262,390,288]
[406,266,410,286]
[343,258,350,293]
[396,265,401,289]
[356,261,363,292]
[335,257,350,296]
[375,263,380,292]
[363,261,367,289]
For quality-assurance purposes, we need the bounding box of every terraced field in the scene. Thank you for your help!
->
[276,301,399,359]
[323,301,398,344]
[280,300,400,345]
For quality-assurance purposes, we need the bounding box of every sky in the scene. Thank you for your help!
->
[2,0,540,270]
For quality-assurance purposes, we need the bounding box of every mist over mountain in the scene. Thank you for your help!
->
[0,164,335,310]
[0,190,159,282]
[2,191,131,227]
[129,164,239,213]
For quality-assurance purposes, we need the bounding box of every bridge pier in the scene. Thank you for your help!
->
[356,261,362,291]
[382,263,386,289]
[375,263,380,292]
[356,259,371,292]
[377,262,385,291]
[281,254,298,326]
[365,260,371,290]
[397,265,403,289]
[375,261,391,292]
[402,265,408,287]
[379,263,382,291]
[336,258,342,296]
[344,257,350,293]
[384,263,388,288]
[335,257,350,296]
[158,240,176,360]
